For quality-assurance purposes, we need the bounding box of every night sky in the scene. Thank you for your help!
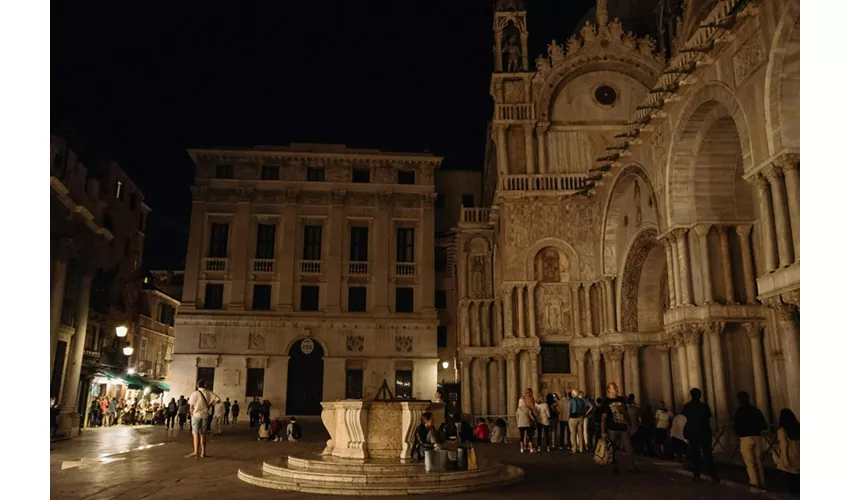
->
[52,0,594,270]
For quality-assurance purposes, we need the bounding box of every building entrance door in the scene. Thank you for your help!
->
[286,338,324,415]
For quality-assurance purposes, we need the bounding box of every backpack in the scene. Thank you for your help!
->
[573,398,588,415]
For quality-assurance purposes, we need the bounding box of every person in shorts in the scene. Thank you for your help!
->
[187,380,219,458]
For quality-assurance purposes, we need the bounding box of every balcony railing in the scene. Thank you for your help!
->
[495,103,534,121]
[300,260,322,274]
[139,315,170,336]
[460,207,491,224]
[348,261,369,275]
[204,258,228,272]
[395,262,416,277]
[501,173,588,193]
[253,259,275,273]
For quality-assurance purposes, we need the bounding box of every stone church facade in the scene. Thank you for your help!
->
[456,0,800,432]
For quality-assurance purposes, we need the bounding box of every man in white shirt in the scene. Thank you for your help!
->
[187,380,220,458]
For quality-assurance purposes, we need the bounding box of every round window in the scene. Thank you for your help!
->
[595,85,617,106]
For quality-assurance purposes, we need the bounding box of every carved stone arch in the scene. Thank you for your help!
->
[524,237,580,281]
[284,334,330,358]
[764,0,800,155]
[665,82,754,227]
[600,163,662,274]
[464,234,493,253]
[617,227,666,333]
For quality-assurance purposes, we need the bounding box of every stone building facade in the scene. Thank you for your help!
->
[454,0,800,431]
[169,145,444,414]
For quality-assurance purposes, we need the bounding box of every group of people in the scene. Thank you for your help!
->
[85,395,164,427]
[515,388,593,453]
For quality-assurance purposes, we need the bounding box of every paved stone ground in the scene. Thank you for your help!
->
[50,421,793,500]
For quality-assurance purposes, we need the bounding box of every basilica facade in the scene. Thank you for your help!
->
[455,0,800,432]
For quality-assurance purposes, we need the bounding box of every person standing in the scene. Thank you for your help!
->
[516,395,535,453]
[186,380,220,458]
[166,398,178,429]
[581,392,593,451]
[773,408,800,494]
[654,401,672,457]
[682,388,718,482]
[231,400,240,424]
[535,395,551,452]
[286,417,302,442]
[248,397,261,429]
[177,396,189,430]
[569,389,587,453]
[557,392,570,450]
[600,382,638,474]
[670,411,688,462]
[734,391,768,490]
[107,397,117,427]
[261,399,271,425]
[547,393,560,449]
[223,398,231,426]
[626,394,642,455]
[213,398,225,435]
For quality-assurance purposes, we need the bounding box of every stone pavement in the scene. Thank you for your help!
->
[50,421,782,500]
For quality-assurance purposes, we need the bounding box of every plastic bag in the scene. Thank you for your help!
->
[468,446,478,470]
[594,438,613,465]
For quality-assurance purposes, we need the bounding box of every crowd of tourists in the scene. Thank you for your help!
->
[509,383,799,493]
[84,395,170,427]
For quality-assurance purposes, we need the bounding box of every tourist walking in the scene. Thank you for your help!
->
[535,395,551,451]
[261,399,272,425]
[223,398,231,425]
[212,397,225,435]
[231,400,240,424]
[248,397,261,429]
[516,392,535,453]
[557,392,570,449]
[773,408,800,494]
[654,401,672,456]
[569,389,587,453]
[177,396,189,430]
[186,380,220,458]
[682,388,718,482]
[600,382,638,474]
[166,398,177,429]
[734,391,768,490]
[107,397,117,426]
[100,397,109,426]
[547,393,560,449]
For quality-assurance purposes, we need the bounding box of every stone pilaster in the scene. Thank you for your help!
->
[673,332,690,407]
[536,122,549,173]
[764,167,795,267]
[736,225,758,303]
[583,283,593,335]
[672,228,694,305]
[574,347,588,394]
[605,277,617,332]
[471,302,481,347]
[516,285,526,338]
[58,266,94,438]
[503,285,515,338]
[528,283,538,338]
[496,124,508,175]
[460,357,472,414]
[708,321,729,422]
[625,344,640,401]
[570,283,582,336]
[779,157,800,261]
[751,174,778,273]
[497,357,507,414]
[505,350,519,418]
[766,296,800,417]
[479,357,490,416]
[665,237,681,308]
[590,348,603,399]
[718,226,736,304]
[656,343,674,413]
[682,326,703,393]
[523,124,535,174]
[693,224,715,304]
[529,347,541,395]
[743,322,770,420]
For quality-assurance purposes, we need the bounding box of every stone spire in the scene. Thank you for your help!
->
[596,0,609,27]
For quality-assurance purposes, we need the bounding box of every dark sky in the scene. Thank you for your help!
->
[52,0,594,270]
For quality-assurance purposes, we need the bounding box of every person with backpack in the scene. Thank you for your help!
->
[186,380,220,458]
[569,389,588,453]
[287,417,302,442]
[734,391,768,490]
[177,396,189,430]
[166,398,178,429]
[774,408,800,494]
[682,388,718,482]
[600,382,639,474]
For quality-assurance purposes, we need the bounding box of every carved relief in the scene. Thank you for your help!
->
[199,333,218,350]
[733,32,767,86]
[248,332,266,350]
[620,229,661,332]
[470,256,486,299]
[395,335,413,353]
[347,333,364,352]
[634,180,642,227]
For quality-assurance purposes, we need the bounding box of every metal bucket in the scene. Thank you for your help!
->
[456,446,468,470]
[424,449,448,472]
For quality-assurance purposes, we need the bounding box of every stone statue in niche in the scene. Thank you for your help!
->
[503,35,521,72]
[634,179,642,227]
[546,300,562,332]
[470,256,486,299]
[541,249,561,283]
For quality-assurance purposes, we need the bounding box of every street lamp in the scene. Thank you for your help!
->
[123,345,134,356]
[116,325,128,338]
[441,361,450,369]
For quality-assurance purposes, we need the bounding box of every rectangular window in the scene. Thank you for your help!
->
[352,168,371,183]
[303,225,323,261]
[437,325,448,348]
[139,337,148,362]
[346,369,364,399]
[203,284,224,310]
[435,290,447,309]
[216,164,234,179]
[435,247,448,273]
[541,344,571,374]
[208,223,229,258]
[246,368,265,398]
[300,285,320,311]
[397,170,415,185]
[462,194,475,207]
[261,165,280,180]
[395,287,414,313]
[307,167,325,182]
[348,286,367,312]
[255,223,276,259]
[396,228,415,263]
[252,284,272,311]
[129,193,138,211]
[197,367,215,391]
[395,370,413,399]
[349,226,369,262]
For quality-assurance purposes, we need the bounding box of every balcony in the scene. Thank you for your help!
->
[395,262,416,277]
[347,261,369,275]
[495,103,534,121]
[253,259,275,273]
[204,258,228,272]
[460,207,491,224]
[139,315,170,336]
[83,349,101,363]
[300,260,322,275]
[501,173,588,193]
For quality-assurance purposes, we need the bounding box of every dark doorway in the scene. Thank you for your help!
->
[286,338,324,415]
[51,341,67,399]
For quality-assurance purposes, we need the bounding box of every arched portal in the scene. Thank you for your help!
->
[286,338,325,415]
[619,228,667,333]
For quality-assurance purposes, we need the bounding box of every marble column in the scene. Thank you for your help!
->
[718,226,736,304]
[736,225,758,304]
[471,302,481,347]
[780,158,800,261]
[574,348,588,394]
[493,30,503,71]
[626,345,640,401]
[656,343,674,412]
[583,284,593,335]
[708,321,729,422]
[50,255,69,376]
[764,168,795,267]
[605,277,616,332]
[496,125,508,175]
[479,357,490,416]
[570,284,582,336]
[743,322,770,420]
[673,229,694,305]
[497,357,507,414]
[527,283,538,338]
[493,300,504,344]
[536,123,549,173]
[58,268,94,437]
[769,296,800,417]
[459,303,469,346]
[506,351,519,419]
[609,346,625,395]
[599,280,609,333]
[523,124,535,174]
[701,327,715,418]
[752,174,778,272]
[683,327,703,392]
[529,347,541,395]
[675,334,691,406]
[516,286,526,338]
[590,348,603,399]
[503,287,515,337]
[665,237,681,308]
[461,357,472,414]
[694,224,714,304]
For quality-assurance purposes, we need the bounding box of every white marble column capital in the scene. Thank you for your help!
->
[589,348,601,361]
[742,322,765,339]
[707,321,726,337]
[573,346,589,359]
[602,344,625,362]
[693,223,712,237]
[682,326,703,346]
[765,297,796,322]
[735,224,754,238]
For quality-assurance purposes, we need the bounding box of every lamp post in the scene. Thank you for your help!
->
[115,325,128,338]
[123,345,134,356]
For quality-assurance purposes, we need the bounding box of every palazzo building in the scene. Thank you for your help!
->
[453,0,800,430]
